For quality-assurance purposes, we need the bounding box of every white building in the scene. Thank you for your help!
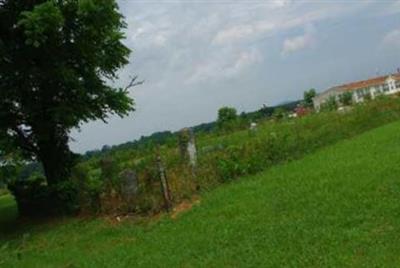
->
[313,73,400,111]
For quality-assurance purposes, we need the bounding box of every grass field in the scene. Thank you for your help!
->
[2,121,400,267]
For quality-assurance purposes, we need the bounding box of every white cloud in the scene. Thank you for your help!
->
[272,0,292,8]
[211,3,355,46]
[186,48,262,84]
[213,24,256,45]
[212,21,276,45]
[378,0,400,15]
[382,28,400,47]
[225,49,262,76]
[281,25,316,55]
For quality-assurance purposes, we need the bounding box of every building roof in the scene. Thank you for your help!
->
[337,73,400,92]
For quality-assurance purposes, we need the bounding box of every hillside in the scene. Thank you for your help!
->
[82,100,300,158]
[2,120,400,267]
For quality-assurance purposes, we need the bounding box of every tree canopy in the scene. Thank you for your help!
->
[217,107,238,130]
[303,88,316,108]
[0,1,133,192]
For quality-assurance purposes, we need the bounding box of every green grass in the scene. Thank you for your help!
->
[2,121,400,267]
[0,195,18,228]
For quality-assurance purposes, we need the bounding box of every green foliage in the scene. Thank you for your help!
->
[321,95,338,111]
[0,0,133,214]
[48,97,400,216]
[8,175,79,216]
[3,121,400,266]
[0,195,18,229]
[364,92,372,101]
[8,98,400,217]
[303,88,316,108]
[272,107,287,120]
[217,107,238,131]
[81,101,302,160]
[17,1,64,48]
[70,164,102,213]
[338,91,353,106]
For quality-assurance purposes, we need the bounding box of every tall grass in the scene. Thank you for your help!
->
[74,98,400,214]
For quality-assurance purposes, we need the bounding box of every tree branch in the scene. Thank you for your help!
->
[123,75,144,92]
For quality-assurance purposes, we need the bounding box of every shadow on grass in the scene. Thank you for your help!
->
[0,195,96,243]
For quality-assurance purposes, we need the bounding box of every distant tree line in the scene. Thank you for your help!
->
[82,100,302,159]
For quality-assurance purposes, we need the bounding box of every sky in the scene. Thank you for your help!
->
[70,0,400,153]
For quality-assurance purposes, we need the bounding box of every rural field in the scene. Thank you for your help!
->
[1,120,400,267]
[1,1,400,267]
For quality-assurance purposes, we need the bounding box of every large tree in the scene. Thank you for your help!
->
[0,1,134,188]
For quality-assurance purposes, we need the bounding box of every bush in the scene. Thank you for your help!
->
[217,107,238,131]
[272,107,287,120]
[8,176,79,217]
[321,95,338,111]
[71,165,103,213]
[339,92,353,106]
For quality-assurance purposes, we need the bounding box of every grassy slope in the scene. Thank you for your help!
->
[2,121,400,267]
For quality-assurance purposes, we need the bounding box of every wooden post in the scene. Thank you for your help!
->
[156,147,171,211]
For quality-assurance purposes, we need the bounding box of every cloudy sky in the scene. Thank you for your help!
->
[70,0,400,153]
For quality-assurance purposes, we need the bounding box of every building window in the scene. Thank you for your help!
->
[396,81,400,89]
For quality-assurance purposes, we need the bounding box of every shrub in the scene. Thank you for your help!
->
[217,107,238,131]
[321,95,338,111]
[339,92,353,106]
[364,92,372,101]
[8,176,79,217]
[272,107,287,121]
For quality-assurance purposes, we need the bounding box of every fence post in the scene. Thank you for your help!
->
[156,146,172,212]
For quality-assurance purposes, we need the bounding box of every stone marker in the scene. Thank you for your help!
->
[178,127,198,168]
[120,169,139,201]
[187,128,197,168]
[250,122,257,131]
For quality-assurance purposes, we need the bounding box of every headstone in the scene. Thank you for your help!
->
[187,128,197,168]
[249,122,257,131]
[178,127,197,168]
[120,169,138,200]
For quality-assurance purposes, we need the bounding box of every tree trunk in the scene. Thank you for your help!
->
[37,133,75,186]
[10,126,78,217]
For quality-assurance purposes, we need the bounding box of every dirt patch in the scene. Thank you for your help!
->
[171,197,200,219]
[102,196,201,225]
